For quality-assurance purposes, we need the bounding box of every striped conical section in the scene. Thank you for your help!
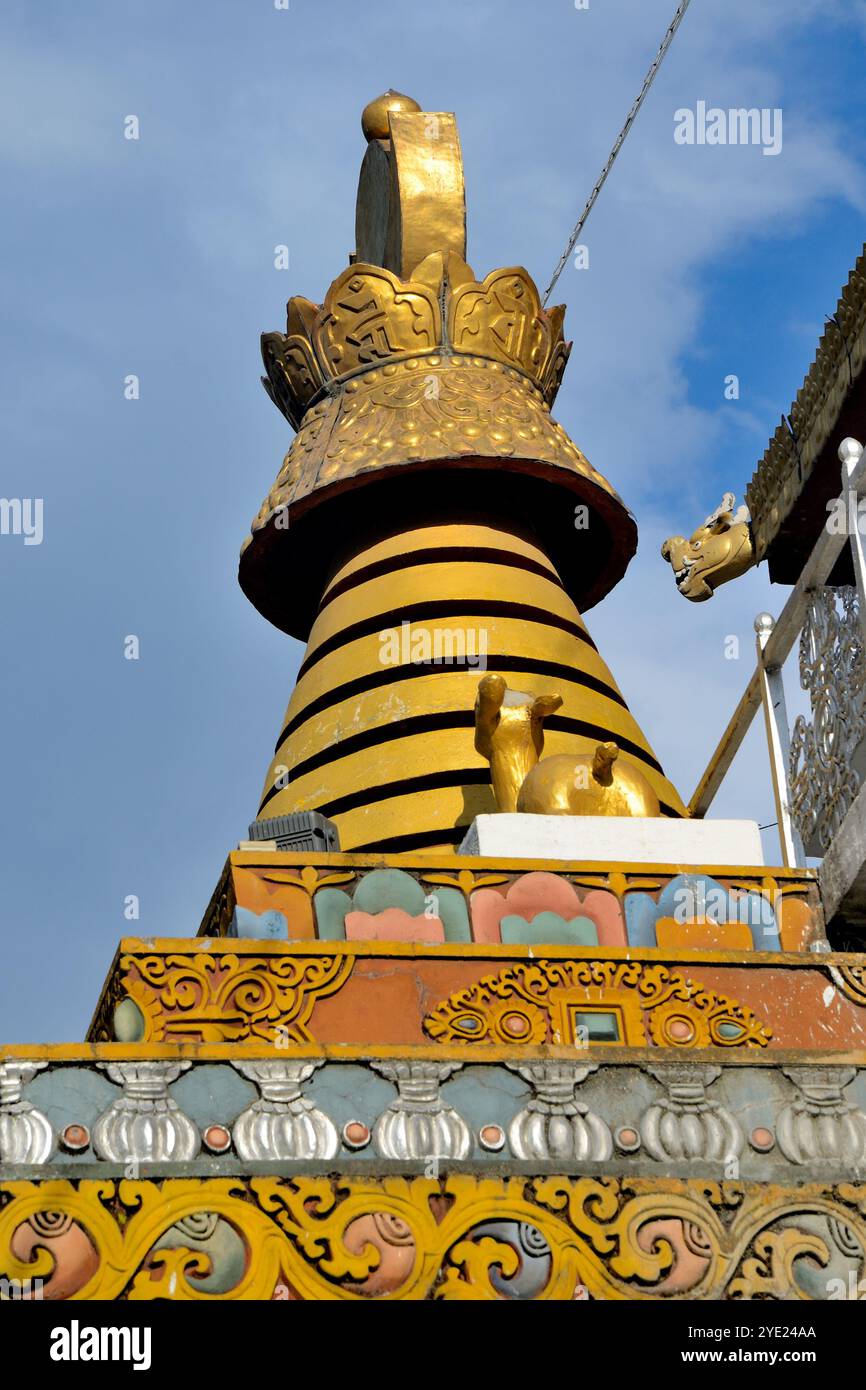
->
[256,523,686,852]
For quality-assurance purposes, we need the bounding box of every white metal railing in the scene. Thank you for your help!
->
[688,437,866,867]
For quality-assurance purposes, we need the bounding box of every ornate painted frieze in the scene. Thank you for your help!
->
[199,852,824,953]
[5,1051,866,1180]
[422,959,773,1049]
[89,948,353,1045]
[4,1172,866,1300]
[87,937,866,1052]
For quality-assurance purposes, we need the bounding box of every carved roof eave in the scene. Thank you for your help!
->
[746,245,866,565]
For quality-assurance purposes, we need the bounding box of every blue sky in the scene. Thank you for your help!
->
[1,0,864,1041]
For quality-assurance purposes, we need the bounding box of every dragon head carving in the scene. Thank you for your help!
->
[661,494,754,601]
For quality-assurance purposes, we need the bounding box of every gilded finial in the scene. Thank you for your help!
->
[361,90,422,141]
[245,97,640,635]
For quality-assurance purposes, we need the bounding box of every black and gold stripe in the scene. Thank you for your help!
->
[255,523,686,850]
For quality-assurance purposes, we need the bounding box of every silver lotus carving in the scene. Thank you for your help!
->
[231,1060,338,1161]
[371,1061,470,1160]
[93,1062,200,1164]
[506,1061,611,1162]
[0,1060,53,1165]
[789,586,866,854]
[777,1067,866,1166]
[641,1065,742,1164]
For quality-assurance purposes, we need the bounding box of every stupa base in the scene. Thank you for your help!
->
[4,1047,866,1300]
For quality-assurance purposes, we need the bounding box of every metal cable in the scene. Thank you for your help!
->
[542,0,693,305]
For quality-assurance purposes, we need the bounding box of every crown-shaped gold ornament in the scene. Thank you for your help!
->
[261,252,571,431]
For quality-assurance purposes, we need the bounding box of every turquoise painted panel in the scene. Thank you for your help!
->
[313,887,351,940]
[499,912,599,946]
[433,886,472,943]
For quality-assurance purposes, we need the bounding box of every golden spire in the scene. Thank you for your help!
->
[243,95,686,852]
[242,91,637,635]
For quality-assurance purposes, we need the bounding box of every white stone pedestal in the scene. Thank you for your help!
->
[458,814,765,866]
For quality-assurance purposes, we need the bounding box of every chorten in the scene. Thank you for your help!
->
[1,94,863,1308]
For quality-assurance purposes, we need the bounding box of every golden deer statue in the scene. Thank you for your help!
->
[474,674,660,817]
